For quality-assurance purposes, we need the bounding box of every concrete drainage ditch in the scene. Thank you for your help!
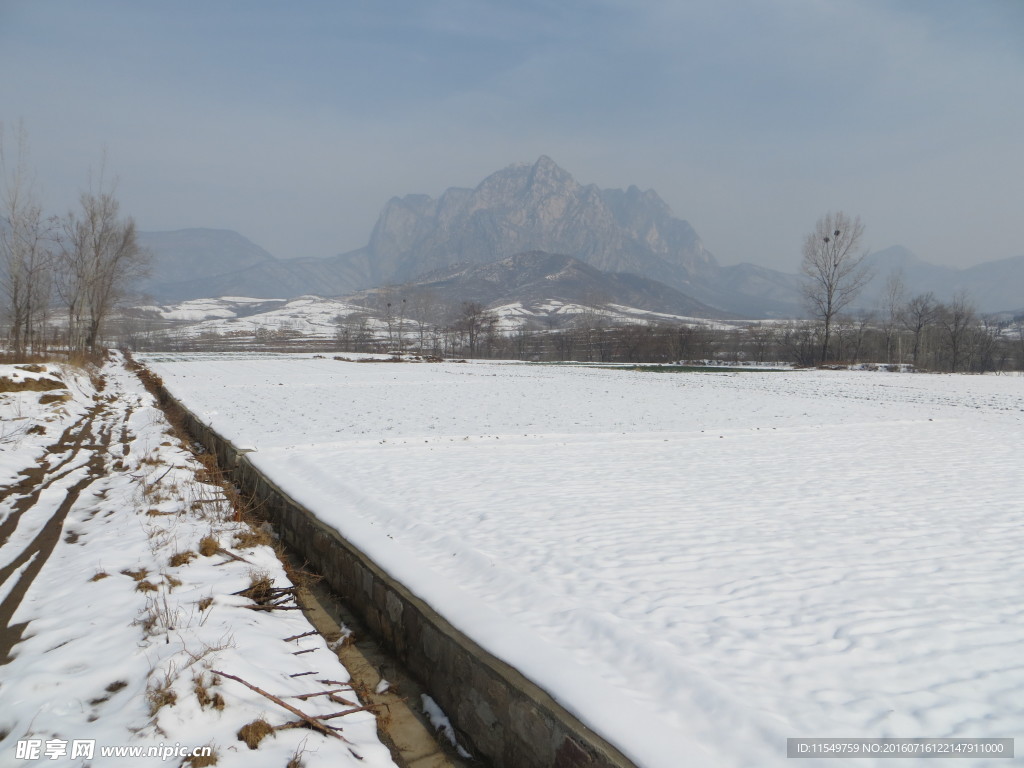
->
[148,376,636,768]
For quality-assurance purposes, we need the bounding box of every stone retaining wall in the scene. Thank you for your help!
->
[154,383,637,768]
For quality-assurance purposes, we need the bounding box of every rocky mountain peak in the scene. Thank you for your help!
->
[469,155,581,214]
[356,156,717,293]
[525,154,579,193]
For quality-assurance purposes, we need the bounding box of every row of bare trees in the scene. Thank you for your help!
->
[490,316,1020,372]
[797,210,1023,371]
[128,285,1021,371]
[322,283,1021,371]
[328,291,1022,372]
[0,124,146,356]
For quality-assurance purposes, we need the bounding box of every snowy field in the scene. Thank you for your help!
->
[147,354,1024,768]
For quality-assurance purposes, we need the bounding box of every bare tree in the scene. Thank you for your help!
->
[335,311,377,352]
[56,172,148,352]
[405,287,440,353]
[0,123,54,355]
[1015,315,1024,371]
[880,270,905,363]
[937,291,975,372]
[974,315,1001,372]
[573,293,612,362]
[836,311,873,364]
[902,292,938,368]
[372,285,405,352]
[745,323,776,363]
[454,301,497,358]
[800,211,870,363]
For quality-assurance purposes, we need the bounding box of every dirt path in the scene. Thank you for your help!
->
[0,384,123,664]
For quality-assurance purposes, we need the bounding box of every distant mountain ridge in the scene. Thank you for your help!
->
[137,228,277,290]
[140,158,790,315]
[861,246,1024,314]
[137,159,1022,316]
[354,251,733,320]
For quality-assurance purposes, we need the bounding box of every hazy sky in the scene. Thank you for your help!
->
[2,0,1022,271]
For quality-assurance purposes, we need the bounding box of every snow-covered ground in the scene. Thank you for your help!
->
[138,296,385,342]
[488,299,733,332]
[134,294,734,346]
[146,355,1024,768]
[140,297,275,322]
[0,356,396,768]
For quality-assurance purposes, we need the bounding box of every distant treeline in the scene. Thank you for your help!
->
[119,295,1024,373]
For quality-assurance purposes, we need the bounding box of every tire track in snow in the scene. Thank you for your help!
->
[0,391,124,664]
[0,399,106,538]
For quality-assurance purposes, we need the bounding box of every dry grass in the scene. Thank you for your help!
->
[146,674,177,715]
[135,579,159,593]
[0,375,65,393]
[286,743,308,768]
[38,392,71,404]
[89,571,109,582]
[279,558,322,594]
[136,591,179,635]
[198,535,220,556]
[139,451,163,466]
[121,567,149,581]
[193,674,226,711]
[192,452,220,485]
[240,569,274,604]
[197,596,214,612]
[237,717,274,749]
[233,524,273,550]
[169,550,195,567]
[182,746,218,766]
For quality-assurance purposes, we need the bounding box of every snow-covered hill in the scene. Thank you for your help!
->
[130,292,737,350]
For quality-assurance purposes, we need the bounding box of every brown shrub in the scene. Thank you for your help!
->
[237,718,274,749]
[198,536,220,556]
[182,746,218,766]
[146,679,177,715]
[240,570,274,604]
[168,551,195,567]
[194,674,225,711]
[233,525,272,550]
